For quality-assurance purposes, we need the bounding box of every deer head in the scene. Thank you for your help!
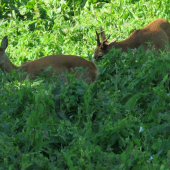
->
[93,27,119,61]
[0,36,8,66]
[0,36,16,73]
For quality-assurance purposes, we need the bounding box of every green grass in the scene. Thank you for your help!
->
[1,0,170,169]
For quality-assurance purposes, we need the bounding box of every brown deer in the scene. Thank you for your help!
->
[0,36,98,83]
[94,18,170,61]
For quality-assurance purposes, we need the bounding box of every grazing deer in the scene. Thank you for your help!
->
[0,36,98,83]
[94,18,170,61]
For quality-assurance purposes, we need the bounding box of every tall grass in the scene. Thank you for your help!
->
[0,0,170,169]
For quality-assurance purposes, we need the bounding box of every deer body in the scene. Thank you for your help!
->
[0,36,98,83]
[94,18,170,61]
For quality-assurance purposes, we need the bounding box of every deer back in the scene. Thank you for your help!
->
[21,55,98,83]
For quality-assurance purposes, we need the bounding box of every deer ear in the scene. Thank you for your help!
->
[100,27,106,41]
[101,34,112,48]
[107,35,119,45]
[1,36,8,49]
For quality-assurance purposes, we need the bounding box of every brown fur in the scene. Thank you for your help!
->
[94,18,170,61]
[0,36,98,84]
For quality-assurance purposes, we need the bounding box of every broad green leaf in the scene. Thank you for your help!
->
[125,93,148,110]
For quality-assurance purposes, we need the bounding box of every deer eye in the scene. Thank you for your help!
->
[97,56,103,61]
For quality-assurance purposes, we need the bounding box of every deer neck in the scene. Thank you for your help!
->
[108,41,129,53]
[0,53,17,73]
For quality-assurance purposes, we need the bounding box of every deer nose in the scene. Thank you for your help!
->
[94,56,102,62]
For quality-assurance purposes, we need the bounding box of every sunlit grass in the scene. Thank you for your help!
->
[1,0,170,169]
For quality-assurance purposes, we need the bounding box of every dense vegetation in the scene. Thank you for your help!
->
[1,0,170,169]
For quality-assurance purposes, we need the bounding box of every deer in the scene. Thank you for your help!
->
[0,36,98,84]
[94,18,170,61]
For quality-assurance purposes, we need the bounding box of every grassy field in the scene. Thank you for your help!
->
[1,0,170,169]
